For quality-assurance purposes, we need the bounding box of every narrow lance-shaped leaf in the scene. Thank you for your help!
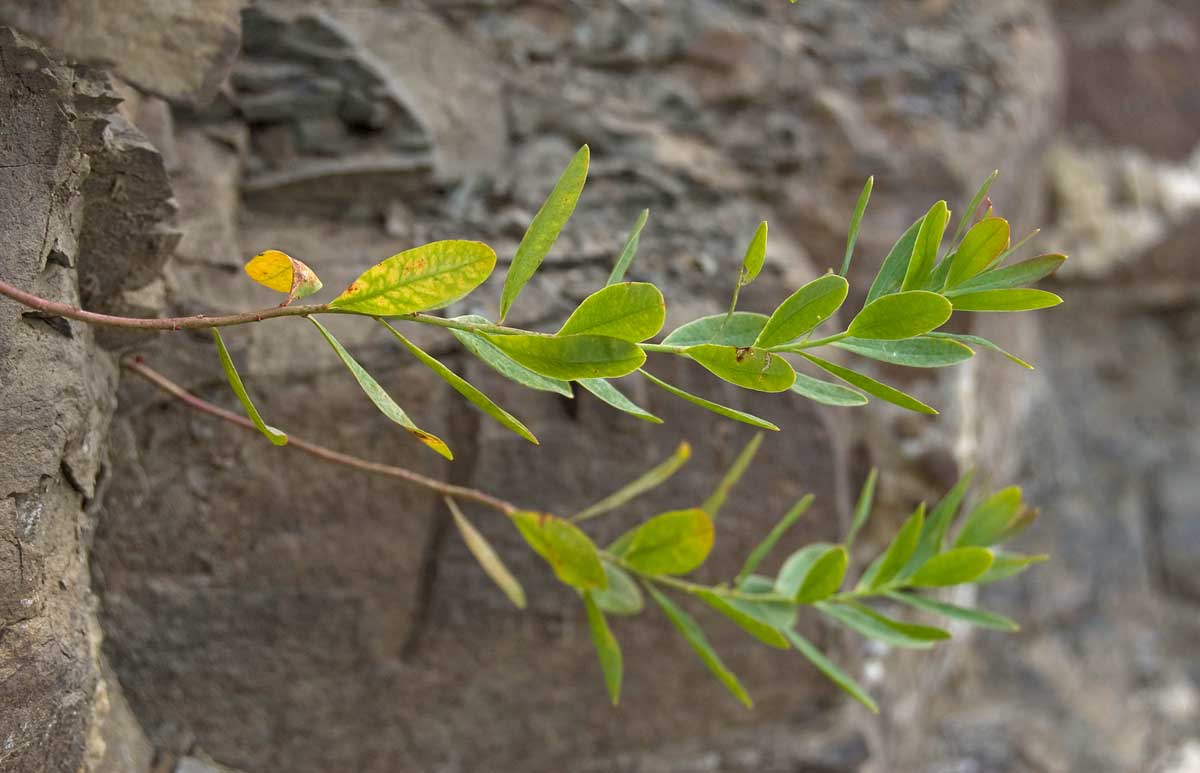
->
[954,486,1023,547]
[485,333,645,380]
[754,274,849,349]
[817,601,949,649]
[928,331,1034,370]
[907,547,994,587]
[380,321,537,445]
[866,214,925,304]
[330,241,496,315]
[702,433,764,517]
[846,291,953,341]
[572,441,691,522]
[783,629,879,713]
[694,590,790,649]
[308,318,452,459]
[800,353,938,415]
[512,511,607,590]
[613,508,714,576]
[858,503,924,590]
[577,378,662,424]
[590,562,644,615]
[899,469,975,580]
[557,282,665,342]
[736,494,814,585]
[840,176,874,276]
[662,312,768,348]
[950,289,1063,312]
[607,208,650,285]
[730,575,797,630]
[740,221,769,286]
[974,551,1048,584]
[833,336,974,368]
[948,170,998,252]
[211,329,287,446]
[884,591,1018,632]
[948,253,1067,295]
[583,591,623,705]
[243,249,322,305]
[684,345,796,393]
[444,497,525,609]
[640,370,780,431]
[645,584,753,707]
[790,372,868,407]
[901,200,949,291]
[946,217,1010,288]
[500,145,590,321]
[451,315,573,396]
[845,467,878,551]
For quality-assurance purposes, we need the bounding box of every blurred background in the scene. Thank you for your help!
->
[1,1,1197,771]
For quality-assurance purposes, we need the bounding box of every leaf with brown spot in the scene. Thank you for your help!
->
[330,240,496,316]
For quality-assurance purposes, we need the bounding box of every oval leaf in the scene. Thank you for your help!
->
[800,353,938,415]
[331,240,496,315]
[614,508,714,576]
[211,329,287,446]
[901,200,949,291]
[639,370,780,430]
[512,511,606,590]
[946,217,1010,288]
[445,497,525,609]
[591,563,644,615]
[950,288,1063,312]
[500,145,589,320]
[790,372,868,407]
[661,312,768,348]
[755,274,849,349]
[450,315,573,396]
[833,336,974,368]
[847,291,953,340]
[954,486,1023,548]
[583,591,624,705]
[684,344,796,393]
[739,221,768,286]
[795,546,849,604]
[908,547,994,587]
[485,333,645,380]
[244,249,323,302]
[557,282,665,342]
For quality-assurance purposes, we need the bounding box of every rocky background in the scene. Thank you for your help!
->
[0,1,1197,771]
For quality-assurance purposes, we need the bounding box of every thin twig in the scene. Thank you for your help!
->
[121,358,520,515]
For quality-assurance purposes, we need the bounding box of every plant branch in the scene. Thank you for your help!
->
[120,357,520,515]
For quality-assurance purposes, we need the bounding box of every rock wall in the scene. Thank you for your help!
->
[1,1,1196,772]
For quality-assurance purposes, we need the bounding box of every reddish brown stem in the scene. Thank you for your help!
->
[121,358,519,516]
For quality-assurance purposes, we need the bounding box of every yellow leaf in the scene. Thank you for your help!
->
[244,250,323,302]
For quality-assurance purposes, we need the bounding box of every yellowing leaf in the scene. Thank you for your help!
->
[512,511,606,590]
[445,497,525,609]
[244,249,323,303]
[330,240,496,315]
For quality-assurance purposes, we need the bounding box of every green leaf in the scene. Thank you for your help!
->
[927,332,1034,370]
[729,575,798,630]
[946,217,1010,288]
[500,145,590,321]
[789,372,868,407]
[330,240,496,315]
[557,282,665,342]
[974,551,1048,584]
[948,170,998,251]
[884,591,1018,632]
[583,591,623,705]
[950,289,1063,312]
[847,291,952,340]
[308,318,452,459]
[954,487,1023,547]
[754,274,849,348]
[783,629,879,713]
[795,546,849,603]
[613,508,714,575]
[684,345,796,393]
[776,544,831,596]
[866,214,925,304]
[845,468,878,551]
[817,601,949,648]
[571,441,691,522]
[450,316,573,396]
[701,433,764,517]
[735,494,814,585]
[899,469,975,580]
[577,378,662,424]
[858,504,925,590]
[901,201,949,291]
[445,497,525,609]
[949,253,1067,294]
[211,329,287,446]
[800,353,938,415]
[380,322,537,445]
[661,312,769,348]
[907,547,994,587]
[645,584,753,707]
[485,333,645,380]
[694,590,790,649]
[640,370,780,431]
[591,562,644,615]
[607,208,650,285]
[512,511,606,590]
[840,176,874,276]
[740,221,769,286]
[833,336,974,368]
